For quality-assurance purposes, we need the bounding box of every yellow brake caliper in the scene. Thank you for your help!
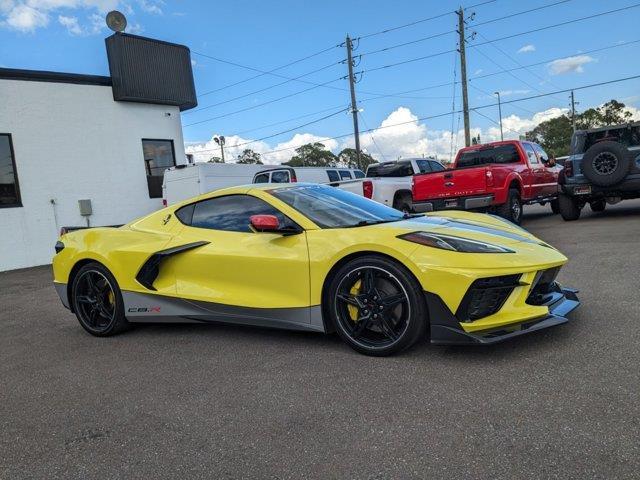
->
[348,279,362,322]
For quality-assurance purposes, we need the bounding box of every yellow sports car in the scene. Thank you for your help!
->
[52,183,579,356]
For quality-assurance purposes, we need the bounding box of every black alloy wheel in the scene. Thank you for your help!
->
[72,263,129,336]
[327,256,427,356]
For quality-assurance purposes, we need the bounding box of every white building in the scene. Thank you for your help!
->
[0,33,196,271]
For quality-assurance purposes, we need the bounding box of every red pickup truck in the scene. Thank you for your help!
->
[411,140,560,224]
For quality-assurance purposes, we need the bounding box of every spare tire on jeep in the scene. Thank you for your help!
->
[581,141,631,186]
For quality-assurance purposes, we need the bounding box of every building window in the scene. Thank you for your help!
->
[0,134,21,208]
[142,139,176,198]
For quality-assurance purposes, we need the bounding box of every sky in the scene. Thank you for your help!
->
[2,0,640,164]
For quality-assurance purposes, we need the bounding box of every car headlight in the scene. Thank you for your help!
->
[398,232,514,253]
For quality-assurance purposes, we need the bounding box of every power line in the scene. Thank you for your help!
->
[186,61,341,115]
[224,74,640,159]
[192,50,350,96]
[360,113,387,161]
[194,44,341,97]
[184,77,345,127]
[359,30,456,57]
[468,83,537,116]
[355,0,496,40]
[472,108,522,136]
[186,107,350,154]
[472,30,563,91]
[358,48,456,74]
[468,0,574,29]
[471,44,566,103]
[470,3,640,48]
[230,104,348,137]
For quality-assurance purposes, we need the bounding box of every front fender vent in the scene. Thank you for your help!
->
[456,274,522,322]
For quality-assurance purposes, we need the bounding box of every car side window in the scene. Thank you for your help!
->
[254,173,270,183]
[339,170,352,180]
[415,160,431,173]
[188,195,290,232]
[429,161,445,172]
[523,143,539,164]
[270,170,290,183]
[353,170,365,178]
[533,144,549,163]
[327,170,340,182]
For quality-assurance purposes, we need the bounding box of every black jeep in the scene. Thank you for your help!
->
[558,121,640,220]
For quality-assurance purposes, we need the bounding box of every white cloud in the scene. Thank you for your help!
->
[1,0,151,33]
[58,14,81,34]
[4,4,48,31]
[517,44,535,54]
[548,55,596,75]
[137,0,162,14]
[186,106,574,165]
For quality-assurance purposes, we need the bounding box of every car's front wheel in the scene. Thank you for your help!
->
[71,262,129,336]
[326,256,427,356]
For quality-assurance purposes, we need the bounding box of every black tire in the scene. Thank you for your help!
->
[550,198,560,214]
[71,262,129,337]
[495,189,523,225]
[393,192,413,213]
[325,256,427,356]
[590,199,606,212]
[581,141,631,186]
[558,193,581,221]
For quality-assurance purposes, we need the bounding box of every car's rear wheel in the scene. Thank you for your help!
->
[495,189,523,225]
[326,256,427,356]
[581,141,631,186]
[558,193,581,221]
[71,262,129,336]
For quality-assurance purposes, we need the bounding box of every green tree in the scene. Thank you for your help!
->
[525,115,573,157]
[337,148,377,170]
[577,99,633,129]
[236,149,263,164]
[208,156,224,163]
[284,142,338,167]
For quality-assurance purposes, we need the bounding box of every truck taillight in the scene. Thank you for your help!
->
[564,161,573,177]
[291,171,297,182]
[363,180,373,199]
[162,199,167,207]
[485,170,494,187]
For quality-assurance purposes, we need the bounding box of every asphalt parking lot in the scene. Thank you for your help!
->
[2,200,640,479]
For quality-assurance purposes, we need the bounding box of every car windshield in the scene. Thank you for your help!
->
[269,184,406,228]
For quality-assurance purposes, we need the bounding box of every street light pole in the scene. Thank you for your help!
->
[494,91,504,141]
[214,135,226,162]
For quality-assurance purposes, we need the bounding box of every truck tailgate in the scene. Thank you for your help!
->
[413,168,488,201]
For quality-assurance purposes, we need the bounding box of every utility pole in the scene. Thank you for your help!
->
[456,8,471,147]
[495,91,503,141]
[345,35,361,166]
[570,90,577,132]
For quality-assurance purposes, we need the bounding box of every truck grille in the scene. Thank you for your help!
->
[456,274,521,322]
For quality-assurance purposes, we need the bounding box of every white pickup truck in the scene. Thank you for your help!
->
[339,158,445,211]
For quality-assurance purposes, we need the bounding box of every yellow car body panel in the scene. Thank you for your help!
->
[52,183,578,343]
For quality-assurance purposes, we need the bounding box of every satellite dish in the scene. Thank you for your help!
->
[106,10,127,33]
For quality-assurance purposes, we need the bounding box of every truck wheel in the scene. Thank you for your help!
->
[393,193,413,214]
[558,193,581,221]
[550,198,560,214]
[590,199,606,212]
[495,189,522,225]
[581,141,631,186]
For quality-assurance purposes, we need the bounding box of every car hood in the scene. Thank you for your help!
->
[372,211,552,249]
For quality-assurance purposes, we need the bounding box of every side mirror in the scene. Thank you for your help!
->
[250,214,280,232]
